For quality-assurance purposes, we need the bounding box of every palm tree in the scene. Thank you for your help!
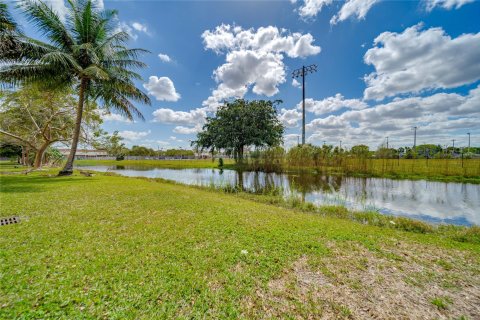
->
[0,0,151,175]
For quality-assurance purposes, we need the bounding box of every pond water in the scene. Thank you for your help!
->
[81,165,480,226]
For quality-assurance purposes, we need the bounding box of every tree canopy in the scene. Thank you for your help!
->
[0,84,101,167]
[193,99,284,162]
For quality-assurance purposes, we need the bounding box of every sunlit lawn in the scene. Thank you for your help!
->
[1,164,479,319]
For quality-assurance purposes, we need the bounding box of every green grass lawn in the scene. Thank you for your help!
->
[1,166,479,319]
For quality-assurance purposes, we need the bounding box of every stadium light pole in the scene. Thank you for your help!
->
[413,126,417,149]
[292,64,318,145]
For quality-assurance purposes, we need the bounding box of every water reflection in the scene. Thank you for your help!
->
[81,165,480,226]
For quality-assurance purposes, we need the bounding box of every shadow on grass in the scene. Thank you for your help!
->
[0,174,94,193]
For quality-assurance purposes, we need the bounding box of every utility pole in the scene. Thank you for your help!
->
[452,139,455,148]
[467,132,471,150]
[340,140,342,150]
[297,135,300,146]
[386,136,389,149]
[413,126,417,149]
[292,64,317,145]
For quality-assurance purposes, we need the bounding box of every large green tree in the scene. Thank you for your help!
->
[0,85,101,168]
[0,0,150,175]
[193,99,284,162]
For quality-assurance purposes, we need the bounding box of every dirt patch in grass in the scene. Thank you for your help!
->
[242,241,480,319]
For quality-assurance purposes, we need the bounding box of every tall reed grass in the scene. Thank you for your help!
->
[243,145,480,179]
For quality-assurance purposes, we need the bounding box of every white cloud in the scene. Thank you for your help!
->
[214,50,285,97]
[152,108,206,126]
[283,133,301,148]
[202,24,321,108]
[425,0,474,11]
[304,85,480,148]
[279,108,302,128]
[169,136,185,142]
[363,24,480,100]
[114,21,149,41]
[118,130,151,141]
[158,53,172,63]
[296,0,333,19]
[299,94,368,115]
[173,126,202,135]
[307,115,349,131]
[330,0,380,25]
[132,22,148,33]
[101,112,132,123]
[292,79,301,88]
[143,76,181,102]
[115,22,138,41]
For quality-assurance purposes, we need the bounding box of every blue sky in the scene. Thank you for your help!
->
[10,0,480,150]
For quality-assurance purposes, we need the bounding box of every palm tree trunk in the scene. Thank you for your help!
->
[59,78,87,176]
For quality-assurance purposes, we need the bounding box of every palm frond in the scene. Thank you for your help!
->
[18,0,75,51]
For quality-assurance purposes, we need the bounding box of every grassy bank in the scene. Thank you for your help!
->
[1,166,479,319]
[75,158,235,169]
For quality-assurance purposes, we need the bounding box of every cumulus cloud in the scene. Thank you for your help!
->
[173,125,202,134]
[305,85,480,148]
[363,24,480,100]
[132,22,148,33]
[299,94,368,115]
[330,0,380,25]
[306,115,349,131]
[118,130,151,141]
[201,24,321,109]
[115,22,138,40]
[279,108,302,128]
[292,79,301,88]
[214,50,285,97]
[425,0,474,11]
[152,108,206,126]
[158,53,172,63]
[143,76,181,102]
[293,0,378,23]
[100,112,132,123]
[283,133,301,147]
[296,0,333,19]
[114,21,149,40]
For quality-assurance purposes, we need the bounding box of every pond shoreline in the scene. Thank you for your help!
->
[78,165,480,227]
[74,168,480,244]
[76,159,480,184]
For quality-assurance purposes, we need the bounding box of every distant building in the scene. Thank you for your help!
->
[58,149,109,159]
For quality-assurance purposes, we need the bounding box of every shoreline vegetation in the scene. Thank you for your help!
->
[73,158,480,184]
[1,163,479,318]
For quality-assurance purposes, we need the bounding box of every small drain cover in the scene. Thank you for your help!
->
[0,216,20,226]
